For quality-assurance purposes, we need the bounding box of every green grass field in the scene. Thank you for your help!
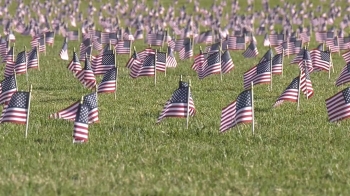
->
[1,0,350,195]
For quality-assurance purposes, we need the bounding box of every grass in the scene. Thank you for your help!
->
[1,0,350,195]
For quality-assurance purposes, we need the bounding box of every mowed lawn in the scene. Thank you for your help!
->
[1,0,350,195]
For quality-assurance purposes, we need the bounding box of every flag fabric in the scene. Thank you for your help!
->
[336,63,350,86]
[147,32,164,46]
[311,50,331,71]
[272,53,283,74]
[5,46,14,63]
[315,32,327,43]
[30,36,39,49]
[49,93,98,123]
[97,67,117,94]
[228,35,245,50]
[166,46,177,67]
[179,40,193,60]
[342,50,350,63]
[242,41,259,58]
[123,27,134,41]
[198,52,221,79]
[4,61,15,78]
[269,33,284,46]
[126,49,141,69]
[243,60,271,89]
[298,50,313,73]
[157,82,195,123]
[325,87,350,122]
[191,50,206,71]
[300,66,314,99]
[45,31,55,45]
[38,35,46,53]
[67,51,82,74]
[290,48,305,64]
[219,89,253,132]
[259,49,273,63]
[14,51,27,75]
[93,52,115,75]
[73,103,89,143]
[0,37,8,60]
[221,50,234,74]
[156,52,167,72]
[130,54,155,78]
[0,91,30,124]
[75,58,96,89]
[27,47,38,69]
[273,76,300,107]
[0,75,17,105]
[60,40,69,60]
[327,37,340,53]
[115,40,131,54]
[79,38,91,61]
[67,30,79,41]
[339,37,350,50]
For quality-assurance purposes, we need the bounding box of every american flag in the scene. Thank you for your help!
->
[243,60,271,89]
[5,46,14,63]
[339,37,350,50]
[147,32,164,46]
[327,37,340,53]
[311,50,331,71]
[126,49,141,69]
[49,92,99,124]
[157,82,195,123]
[300,65,314,99]
[92,37,103,51]
[93,52,115,75]
[273,76,300,107]
[221,50,234,74]
[263,33,271,47]
[101,32,110,44]
[75,58,96,89]
[156,51,167,72]
[45,31,55,45]
[336,63,350,86]
[298,50,313,73]
[291,48,305,64]
[67,51,81,74]
[30,36,39,49]
[205,42,220,54]
[15,51,27,75]
[191,50,206,71]
[269,33,284,46]
[67,30,79,41]
[0,75,17,105]
[342,50,350,63]
[315,31,327,43]
[197,30,213,44]
[198,52,221,79]
[130,54,155,78]
[242,41,259,58]
[325,87,350,122]
[166,46,177,67]
[299,32,310,43]
[27,47,38,69]
[275,42,288,55]
[4,60,15,78]
[59,39,69,60]
[115,40,131,54]
[38,34,46,53]
[174,38,185,52]
[73,103,89,143]
[138,48,155,62]
[0,37,8,60]
[109,32,118,45]
[227,35,245,50]
[220,89,253,132]
[123,27,134,41]
[272,53,283,74]
[0,91,30,124]
[179,41,193,60]
[97,67,117,94]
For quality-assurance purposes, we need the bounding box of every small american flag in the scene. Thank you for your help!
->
[67,51,82,74]
[243,60,271,89]
[0,37,8,60]
[59,39,69,60]
[191,50,206,71]
[147,32,164,46]
[198,52,221,79]
[326,37,340,53]
[298,50,313,73]
[126,49,141,69]
[300,65,314,99]
[221,50,234,74]
[38,35,46,53]
[45,31,55,45]
[73,103,89,143]
[166,46,177,67]
[157,82,195,123]
[75,58,96,89]
[15,51,27,75]
[339,37,350,50]
[291,48,305,64]
[67,30,79,41]
[0,75,17,105]
[273,76,300,107]
[325,87,350,122]
[336,63,350,86]
[49,92,99,124]
[228,35,245,50]
[259,48,273,63]
[342,50,350,63]
[115,40,131,54]
[156,51,167,72]
[93,37,103,51]
[27,47,38,69]
[93,52,115,75]
[4,61,15,78]
[5,46,14,63]
[315,31,327,43]
[0,91,30,124]
[272,53,283,74]
[179,41,193,60]
[136,54,156,77]
[79,38,91,61]
[242,41,259,58]
[311,50,331,71]
[269,33,284,46]
[220,89,253,132]
[123,27,134,41]
[97,67,117,94]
